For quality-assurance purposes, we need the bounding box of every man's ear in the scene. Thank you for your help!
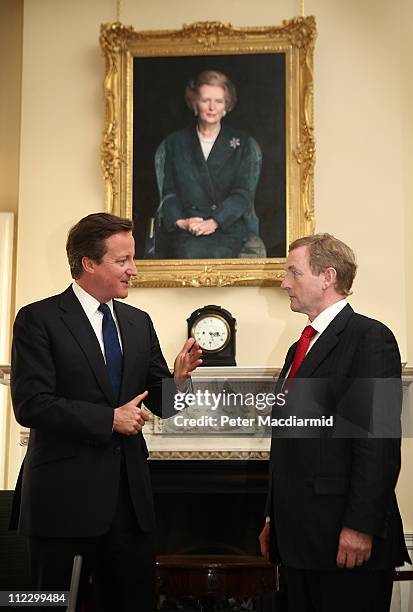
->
[323,267,337,288]
[81,256,96,275]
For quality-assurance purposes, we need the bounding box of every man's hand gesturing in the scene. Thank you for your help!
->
[113,391,150,435]
[173,337,202,389]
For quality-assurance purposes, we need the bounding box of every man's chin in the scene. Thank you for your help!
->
[289,298,298,311]
[117,285,129,298]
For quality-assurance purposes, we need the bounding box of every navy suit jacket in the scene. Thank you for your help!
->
[10,286,172,537]
[267,304,410,570]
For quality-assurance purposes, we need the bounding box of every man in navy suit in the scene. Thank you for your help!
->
[11,213,201,611]
[259,233,409,612]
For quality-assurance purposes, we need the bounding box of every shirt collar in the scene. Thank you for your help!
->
[309,299,348,335]
[72,282,115,318]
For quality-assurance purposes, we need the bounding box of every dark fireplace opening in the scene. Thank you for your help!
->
[149,460,269,556]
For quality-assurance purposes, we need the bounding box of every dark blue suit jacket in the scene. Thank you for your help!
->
[11,286,171,537]
[267,304,410,570]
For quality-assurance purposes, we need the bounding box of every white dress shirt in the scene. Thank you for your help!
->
[197,128,217,160]
[72,282,123,362]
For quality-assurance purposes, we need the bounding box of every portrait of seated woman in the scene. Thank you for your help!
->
[153,70,266,259]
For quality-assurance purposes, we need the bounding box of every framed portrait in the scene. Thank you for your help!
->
[100,17,316,287]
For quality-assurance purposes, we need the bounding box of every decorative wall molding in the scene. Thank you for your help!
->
[0,213,14,487]
[9,365,413,456]
[149,450,269,461]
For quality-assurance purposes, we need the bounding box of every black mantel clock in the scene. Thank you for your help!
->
[187,305,236,367]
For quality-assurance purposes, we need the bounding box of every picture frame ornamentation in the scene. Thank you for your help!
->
[100,17,316,287]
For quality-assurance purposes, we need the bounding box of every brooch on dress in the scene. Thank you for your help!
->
[229,137,241,149]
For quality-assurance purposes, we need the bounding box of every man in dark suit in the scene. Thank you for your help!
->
[11,213,201,611]
[259,233,410,612]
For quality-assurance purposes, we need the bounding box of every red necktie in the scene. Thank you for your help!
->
[287,325,317,380]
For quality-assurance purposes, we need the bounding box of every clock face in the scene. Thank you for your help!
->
[192,314,230,352]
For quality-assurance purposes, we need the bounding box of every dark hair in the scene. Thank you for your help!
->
[185,70,237,112]
[289,233,357,296]
[66,213,134,279]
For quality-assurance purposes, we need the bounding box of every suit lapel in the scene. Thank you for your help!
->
[207,124,238,172]
[183,126,216,202]
[58,286,116,406]
[296,304,354,378]
[275,343,296,393]
[113,301,138,404]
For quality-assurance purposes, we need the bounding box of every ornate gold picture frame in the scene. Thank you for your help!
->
[100,17,316,287]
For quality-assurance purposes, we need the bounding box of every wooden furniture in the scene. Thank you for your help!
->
[394,569,413,581]
[157,554,278,606]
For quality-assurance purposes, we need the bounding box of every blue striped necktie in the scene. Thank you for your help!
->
[98,303,123,402]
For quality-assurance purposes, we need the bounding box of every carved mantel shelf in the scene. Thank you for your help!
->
[4,365,413,458]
